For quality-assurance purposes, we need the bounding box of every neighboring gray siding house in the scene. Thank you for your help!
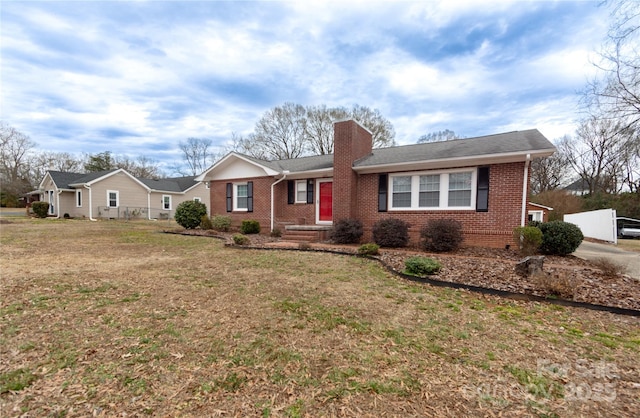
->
[36,169,209,220]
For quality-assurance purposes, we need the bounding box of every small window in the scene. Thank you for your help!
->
[76,190,82,207]
[392,176,412,208]
[528,211,543,222]
[419,174,439,207]
[448,172,472,207]
[162,195,172,210]
[107,190,119,208]
[235,183,248,210]
[295,180,307,203]
[194,197,201,203]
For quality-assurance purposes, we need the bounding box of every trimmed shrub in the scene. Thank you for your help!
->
[174,201,208,229]
[420,219,463,252]
[357,243,380,256]
[211,215,232,232]
[200,215,213,230]
[372,218,409,248]
[241,220,261,234]
[31,202,49,218]
[233,234,249,245]
[538,221,584,255]
[404,256,442,276]
[513,226,543,255]
[329,219,363,244]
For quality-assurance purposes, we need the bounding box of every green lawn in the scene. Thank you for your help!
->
[1,219,638,417]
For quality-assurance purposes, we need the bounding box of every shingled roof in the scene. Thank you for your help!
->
[45,170,200,193]
[354,129,554,169]
[48,170,117,189]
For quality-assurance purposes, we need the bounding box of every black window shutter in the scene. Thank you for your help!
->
[306,179,314,204]
[476,167,490,212]
[378,174,388,212]
[226,183,232,212]
[247,181,254,212]
[287,180,294,204]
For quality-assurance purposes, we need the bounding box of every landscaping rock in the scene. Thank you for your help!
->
[515,255,546,277]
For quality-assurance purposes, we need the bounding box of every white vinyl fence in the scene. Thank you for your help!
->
[564,208,617,244]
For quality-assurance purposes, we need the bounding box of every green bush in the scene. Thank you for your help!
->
[211,215,232,232]
[420,219,463,252]
[538,221,584,255]
[513,226,543,255]
[372,218,409,247]
[200,214,213,230]
[404,256,442,276]
[329,219,363,244]
[233,234,250,245]
[31,201,49,218]
[240,220,261,234]
[174,201,208,229]
[357,243,380,256]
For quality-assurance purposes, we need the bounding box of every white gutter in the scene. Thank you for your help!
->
[270,171,289,232]
[84,185,96,221]
[521,154,531,226]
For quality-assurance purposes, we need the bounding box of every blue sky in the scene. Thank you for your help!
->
[1,0,607,173]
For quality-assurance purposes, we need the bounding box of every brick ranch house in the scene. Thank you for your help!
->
[196,119,556,248]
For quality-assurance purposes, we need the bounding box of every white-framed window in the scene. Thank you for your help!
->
[234,183,248,211]
[389,169,476,210]
[194,197,201,203]
[107,190,119,208]
[528,211,543,222]
[295,180,307,203]
[162,195,172,210]
[76,190,82,207]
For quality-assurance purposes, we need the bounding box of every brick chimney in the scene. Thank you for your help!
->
[332,119,373,221]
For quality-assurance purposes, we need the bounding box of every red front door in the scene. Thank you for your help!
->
[319,181,333,222]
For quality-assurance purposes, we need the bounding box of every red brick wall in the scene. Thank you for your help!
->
[333,120,373,221]
[210,177,320,231]
[354,162,527,248]
[273,180,317,228]
[209,177,274,229]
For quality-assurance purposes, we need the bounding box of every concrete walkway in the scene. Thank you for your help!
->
[573,241,640,280]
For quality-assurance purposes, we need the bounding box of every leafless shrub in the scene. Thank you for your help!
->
[532,271,576,299]
[591,257,627,278]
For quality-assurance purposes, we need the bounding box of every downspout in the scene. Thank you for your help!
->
[147,191,152,220]
[84,185,96,221]
[521,154,531,226]
[55,190,62,219]
[270,171,289,232]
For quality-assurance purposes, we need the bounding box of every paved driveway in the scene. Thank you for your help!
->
[573,241,640,280]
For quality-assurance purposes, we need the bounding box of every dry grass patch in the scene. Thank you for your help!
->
[1,219,639,417]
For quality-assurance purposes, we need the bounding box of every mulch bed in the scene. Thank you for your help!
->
[169,229,640,312]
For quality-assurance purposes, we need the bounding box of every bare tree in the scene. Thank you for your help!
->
[304,105,349,155]
[29,151,83,186]
[0,122,37,202]
[417,129,461,143]
[529,137,570,194]
[179,137,213,176]
[115,155,163,179]
[249,102,308,160]
[585,0,640,131]
[559,117,633,194]
[350,104,396,148]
